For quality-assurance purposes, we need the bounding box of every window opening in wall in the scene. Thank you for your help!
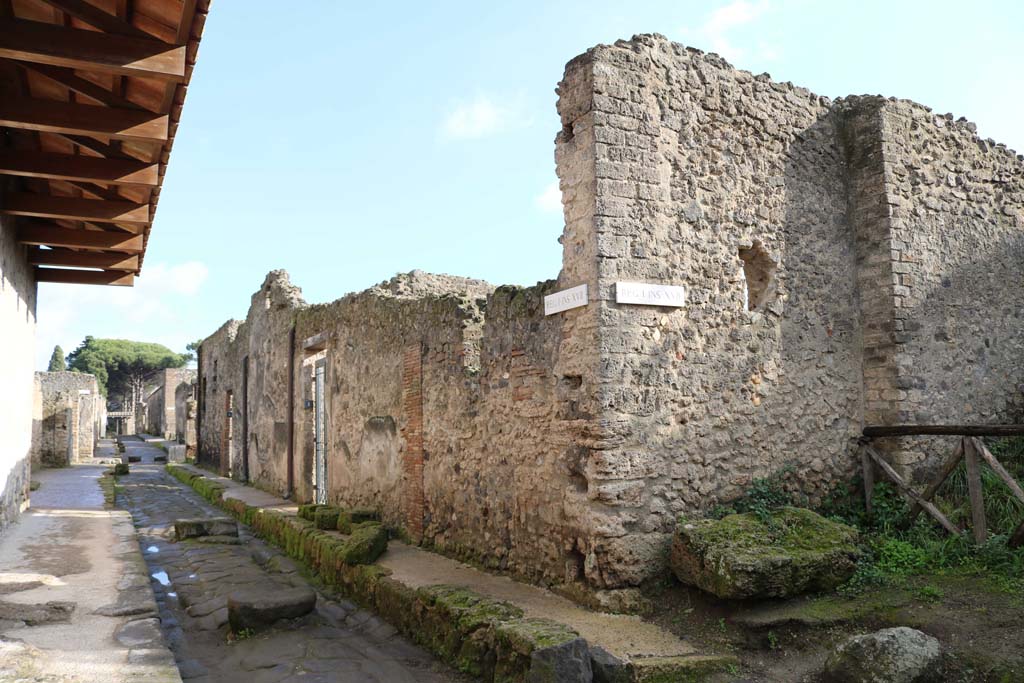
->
[738,240,777,311]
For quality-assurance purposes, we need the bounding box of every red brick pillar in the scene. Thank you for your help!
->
[401,345,425,543]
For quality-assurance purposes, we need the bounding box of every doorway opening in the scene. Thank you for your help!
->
[313,360,327,504]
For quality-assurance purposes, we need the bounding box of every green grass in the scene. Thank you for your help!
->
[713,439,1024,598]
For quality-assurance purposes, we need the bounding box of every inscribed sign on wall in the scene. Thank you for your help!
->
[544,284,589,315]
[615,282,686,307]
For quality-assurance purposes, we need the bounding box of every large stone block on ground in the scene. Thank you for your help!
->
[174,517,238,541]
[670,506,860,599]
[227,584,316,632]
[823,627,941,683]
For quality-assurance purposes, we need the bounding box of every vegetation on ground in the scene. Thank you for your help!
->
[707,438,1024,598]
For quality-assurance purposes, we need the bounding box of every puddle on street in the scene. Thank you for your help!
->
[151,570,171,586]
[146,546,159,554]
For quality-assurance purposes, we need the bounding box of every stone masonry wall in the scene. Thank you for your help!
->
[555,36,865,585]
[33,371,101,466]
[144,368,197,440]
[0,209,34,531]
[197,35,1024,590]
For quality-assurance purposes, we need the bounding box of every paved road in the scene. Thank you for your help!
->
[116,438,457,683]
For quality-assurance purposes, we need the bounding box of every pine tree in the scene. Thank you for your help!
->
[47,345,65,372]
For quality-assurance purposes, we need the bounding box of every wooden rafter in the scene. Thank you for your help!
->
[35,266,134,286]
[2,192,148,224]
[36,0,154,39]
[0,19,185,81]
[0,98,167,142]
[17,223,144,252]
[0,150,157,186]
[15,62,146,111]
[28,246,138,271]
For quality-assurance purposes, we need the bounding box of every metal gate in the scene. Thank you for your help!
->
[313,361,327,504]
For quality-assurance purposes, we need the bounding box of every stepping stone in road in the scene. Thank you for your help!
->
[174,517,238,540]
[227,584,316,633]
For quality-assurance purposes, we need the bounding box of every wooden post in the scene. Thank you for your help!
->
[861,446,874,515]
[964,438,987,544]
[970,438,1024,505]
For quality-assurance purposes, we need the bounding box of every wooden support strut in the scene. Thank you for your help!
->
[861,444,961,536]
[963,438,988,544]
[906,439,964,525]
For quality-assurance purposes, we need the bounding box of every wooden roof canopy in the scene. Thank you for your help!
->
[0,0,210,287]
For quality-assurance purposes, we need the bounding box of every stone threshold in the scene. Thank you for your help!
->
[167,463,734,682]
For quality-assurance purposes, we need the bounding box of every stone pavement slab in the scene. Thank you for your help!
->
[0,462,180,683]
[173,463,698,664]
[118,438,457,683]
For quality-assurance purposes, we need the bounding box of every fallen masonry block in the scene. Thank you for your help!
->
[227,584,316,633]
[127,455,141,463]
[154,455,167,463]
[297,503,323,521]
[670,506,861,599]
[313,506,342,530]
[113,463,129,476]
[338,522,388,565]
[174,517,238,541]
[337,507,380,533]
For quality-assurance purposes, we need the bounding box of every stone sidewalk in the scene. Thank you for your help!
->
[0,447,180,682]
[117,437,458,683]
[172,463,707,674]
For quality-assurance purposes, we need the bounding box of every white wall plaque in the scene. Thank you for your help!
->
[544,283,589,315]
[615,282,686,307]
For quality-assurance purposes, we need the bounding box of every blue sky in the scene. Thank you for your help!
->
[36,0,1024,368]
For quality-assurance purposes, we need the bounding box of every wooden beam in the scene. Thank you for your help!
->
[28,247,138,271]
[36,0,154,39]
[864,425,1024,438]
[18,223,143,252]
[35,266,134,286]
[0,19,185,81]
[861,448,874,515]
[0,98,168,142]
[964,439,988,544]
[0,150,157,186]
[906,439,965,525]
[863,444,961,536]
[16,62,146,111]
[970,438,1024,505]
[3,192,149,224]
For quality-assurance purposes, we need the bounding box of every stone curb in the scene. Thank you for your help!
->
[106,505,183,683]
[167,464,735,682]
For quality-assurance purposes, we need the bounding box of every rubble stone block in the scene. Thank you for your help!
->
[227,584,316,633]
[823,627,941,683]
[174,517,238,540]
[670,507,860,599]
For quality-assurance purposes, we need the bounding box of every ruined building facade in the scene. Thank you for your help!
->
[32,372,105,468]
[196,35,1024,594]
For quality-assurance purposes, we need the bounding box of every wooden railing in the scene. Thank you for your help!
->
[860,425,1024,549]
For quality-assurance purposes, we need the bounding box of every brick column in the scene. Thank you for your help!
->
[401,345,425,543]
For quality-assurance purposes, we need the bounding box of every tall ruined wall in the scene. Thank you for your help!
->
[197,320,241,474]
[175,380,197,452]
[144,368,197,440]
[33,372,99,466]
[555,35,866,585]
[876,101,1024,474]
[0,211,34,530]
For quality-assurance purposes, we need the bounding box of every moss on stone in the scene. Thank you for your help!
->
[672,506,861,599]
[338,522,388,565]
[113,463,129,476]
[630,655,741,683]
[313,506,341,530]
[297,503,323,521]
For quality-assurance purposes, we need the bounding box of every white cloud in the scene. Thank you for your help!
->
[441,93,529,140]
[534,180,563,213]
[683,1,776,65]
[35,260,209,369]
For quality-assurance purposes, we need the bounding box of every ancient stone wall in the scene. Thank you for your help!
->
[143,368,197,440]
[0,210,34,530]
[175,380,197,454]
[33,371,101,466]
[197,34,1024,591]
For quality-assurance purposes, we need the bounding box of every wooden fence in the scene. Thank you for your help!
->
[860,425,1024,548]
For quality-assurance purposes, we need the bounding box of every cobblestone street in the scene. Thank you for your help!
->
[116,438,457,683]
